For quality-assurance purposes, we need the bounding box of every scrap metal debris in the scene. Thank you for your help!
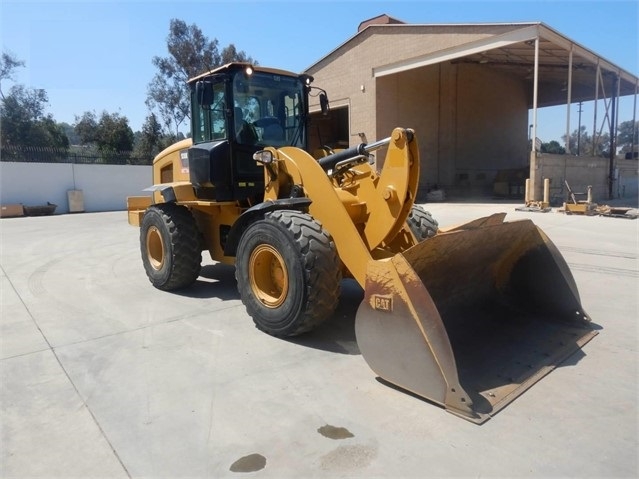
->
[595,206,639,219]
[515,202,551,213]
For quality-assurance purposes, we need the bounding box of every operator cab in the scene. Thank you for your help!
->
[187,63,312,203]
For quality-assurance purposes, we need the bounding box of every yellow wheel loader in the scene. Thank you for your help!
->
[128,63,596,423]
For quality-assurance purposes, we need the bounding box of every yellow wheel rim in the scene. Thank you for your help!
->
[249,244,288,308]
[146,225,165,271]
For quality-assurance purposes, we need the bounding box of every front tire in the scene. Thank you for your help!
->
[235,210,341,337]
[140,203,201,290]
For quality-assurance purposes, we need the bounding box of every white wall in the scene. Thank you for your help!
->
[531,154,638,205]
[0,162,151,214]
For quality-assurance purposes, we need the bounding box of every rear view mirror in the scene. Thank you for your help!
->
[196,81,213,108]
[319,92,330,116]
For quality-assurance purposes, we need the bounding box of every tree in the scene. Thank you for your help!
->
[74,111,99,145]
[59,121,81,145]
[147,19,256,136]
[1,84,69,150]
[40,116,70,150]
[133,113,165,159]
[220,43,253,64]
[617,120,638,154]
[0,52,69,154]
[75,110,134,153]
[540,140,565,154]
[562,126,610,157]
[98,111,134,153]
[0,51,25,100]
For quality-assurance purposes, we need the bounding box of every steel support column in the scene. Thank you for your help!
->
[565,46,573,154]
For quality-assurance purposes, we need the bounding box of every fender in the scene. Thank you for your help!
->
[143,182,197,204]
[223,197,312,256]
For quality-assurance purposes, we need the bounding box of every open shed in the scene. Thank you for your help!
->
[305,15,638,202]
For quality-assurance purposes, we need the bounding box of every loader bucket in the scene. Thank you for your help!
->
[355,214,597,423]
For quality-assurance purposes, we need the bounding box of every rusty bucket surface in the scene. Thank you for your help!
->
[355,214,597,423]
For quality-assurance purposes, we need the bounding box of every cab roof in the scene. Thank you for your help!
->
[188,62,303,84]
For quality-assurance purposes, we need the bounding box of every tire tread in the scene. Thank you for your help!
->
[407,205,439,241]
[238,210,342,337]
[141,203,201,290]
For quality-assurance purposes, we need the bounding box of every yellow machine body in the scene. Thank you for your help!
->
[251,128,596,423]
[129,119,596,423]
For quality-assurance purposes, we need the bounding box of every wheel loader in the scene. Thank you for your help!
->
[127,62,596,423]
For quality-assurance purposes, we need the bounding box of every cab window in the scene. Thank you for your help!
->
[232,71,306,148]
[192,82,227,143]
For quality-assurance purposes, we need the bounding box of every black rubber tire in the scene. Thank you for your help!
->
[407,205,439,241]
[140,203,201,291]
[235,210,342,337]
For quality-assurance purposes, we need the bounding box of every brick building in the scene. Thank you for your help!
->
[304,15,638,201]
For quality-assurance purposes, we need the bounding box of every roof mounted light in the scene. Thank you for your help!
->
[245,65,254,76]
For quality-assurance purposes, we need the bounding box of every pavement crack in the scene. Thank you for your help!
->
[0,264,132,478]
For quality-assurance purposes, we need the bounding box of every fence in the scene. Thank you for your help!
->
[1,145,152,165]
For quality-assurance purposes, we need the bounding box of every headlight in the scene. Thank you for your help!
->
[253,150,274,164]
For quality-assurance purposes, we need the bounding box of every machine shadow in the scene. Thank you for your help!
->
[171,265,363,356]
[172,263,241,301]
[286,279,363,355]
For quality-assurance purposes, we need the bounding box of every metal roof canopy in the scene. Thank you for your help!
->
[371,23,637,104]
[331,22,638,154]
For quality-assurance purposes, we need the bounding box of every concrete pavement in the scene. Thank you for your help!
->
[1,202,637,478]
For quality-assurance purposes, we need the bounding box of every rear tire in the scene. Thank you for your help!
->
[140,203,201,290]
[235,210,342,337]
[407,205,439,241]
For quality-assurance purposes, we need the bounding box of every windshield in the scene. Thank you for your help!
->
[232,70,307,148]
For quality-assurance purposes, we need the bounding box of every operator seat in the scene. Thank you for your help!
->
[262,122,285,143]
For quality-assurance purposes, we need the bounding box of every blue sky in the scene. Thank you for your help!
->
[1,0,637,143]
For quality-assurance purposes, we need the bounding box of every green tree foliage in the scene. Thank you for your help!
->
[1,84,69,150]
[147,18,256,136]
[540,140,566,154]
[59,121,81,145]
[133,113,165,159]
[75,110,134,153]
[617,120,638,153]
[74,111,99,145]
[99,112,134,153]
[0,52,68,155]
[562,126,610,157]
[0,51,25,100]
[220,43,253,64]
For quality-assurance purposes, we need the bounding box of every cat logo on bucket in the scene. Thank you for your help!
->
[372,294,393,312]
